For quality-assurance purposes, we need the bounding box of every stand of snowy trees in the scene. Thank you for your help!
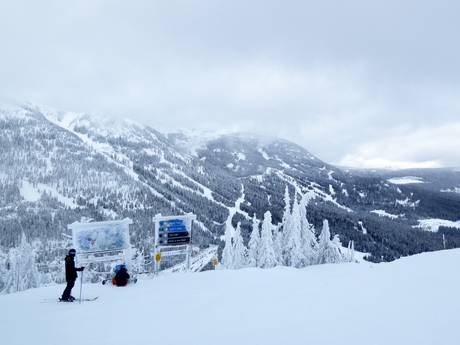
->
[0,186,358,294]
[221,187,356,269]
[0,233,41,293]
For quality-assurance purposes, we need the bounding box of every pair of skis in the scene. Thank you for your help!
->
[101,277,138,285]
[41,297,98,303]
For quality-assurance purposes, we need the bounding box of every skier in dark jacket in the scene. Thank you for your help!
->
[113,265,130,287]
[60,249,84,302]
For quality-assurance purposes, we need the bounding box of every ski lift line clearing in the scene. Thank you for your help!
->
[153,213,196,272]
[68,218,133,265]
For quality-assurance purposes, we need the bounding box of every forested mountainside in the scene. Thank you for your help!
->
[1,104,460,270]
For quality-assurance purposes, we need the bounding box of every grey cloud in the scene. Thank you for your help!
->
[1,0,459,167]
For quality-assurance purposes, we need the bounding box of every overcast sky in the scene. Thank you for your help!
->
[1,0,459,168]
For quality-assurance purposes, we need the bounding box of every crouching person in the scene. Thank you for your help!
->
[112,264,130,287]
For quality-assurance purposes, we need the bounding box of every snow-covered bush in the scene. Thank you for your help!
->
[221,219,235,269]
[258,211,277,268]
[316,220,345,264]
[233,222,247,269]
[283,197,304,267]
[247,216,260,267]
[1,233,40,294]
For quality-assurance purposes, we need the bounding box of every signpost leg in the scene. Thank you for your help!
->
[186,245,191,271]
[79,270,84,304]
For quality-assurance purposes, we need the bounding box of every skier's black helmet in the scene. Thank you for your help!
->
[68,249,76,256]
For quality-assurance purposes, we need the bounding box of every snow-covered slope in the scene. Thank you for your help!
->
[1,103,460,267]
[1,249,459,345]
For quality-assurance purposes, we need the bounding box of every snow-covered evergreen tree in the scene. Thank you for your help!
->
[277,185,291,264]
[132,249,146,273]
[258,211,277,268]
[232,222,248,269]
[316,220,344,265]
[283,196,304,267]
[282,185,291,225]
[273,225,284,265]
[0,248,7,292]
[247,215,260,267]
[347,240,355,263]
[299,192,318,265]
[221,219,235,269]
[2,233,40,293]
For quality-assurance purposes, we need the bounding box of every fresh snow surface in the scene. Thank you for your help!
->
[371,209,403,219]
[414,219,460,232]
[258,148,270,160]
[19,181,78,208]
[396,198,420,208]
[441,187,460,194]
[387,176,424,185]
[234,152,246,161]
[2,249,460,345]
[19,180,41,202]
[357,220,367,234]
[328,184,335,195]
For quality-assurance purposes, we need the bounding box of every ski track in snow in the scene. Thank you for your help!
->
[387,176,424,185]
[396,198,420,208]
[223,184,247,230]
[161,168,251,228]
[258,148,270,160]
[20,180,78,209]
[357,221,367,234]
[1,249,460,345]
[413,219,460,232]
[275,171,352,213]
[371,210,403,219]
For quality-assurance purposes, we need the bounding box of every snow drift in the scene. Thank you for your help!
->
[1,249,460,345]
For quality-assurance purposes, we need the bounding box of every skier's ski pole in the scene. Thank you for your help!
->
[79,270,83,304]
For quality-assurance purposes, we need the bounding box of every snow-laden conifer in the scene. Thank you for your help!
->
[273,225,284,265]
[233,222,248,269]
[316,220,344,264]
[258,211,277,268]
[2,233,40,293]
[247,215,260,267]
[347,240,355,263]
[282,185,291,225]
[299,192,318,265]
[284,196,304,267]
[0,249,7,292]
[221,219,235,269]
[279,185,292,264]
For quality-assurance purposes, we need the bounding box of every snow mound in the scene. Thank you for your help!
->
[441,187,460,194]
[3,249,460,345]
[19,180,78,208]
[371,209,403,219]
[387,176,424,184]
[414,218,460,232]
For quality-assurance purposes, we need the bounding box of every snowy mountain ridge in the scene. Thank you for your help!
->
[1,104,460,277]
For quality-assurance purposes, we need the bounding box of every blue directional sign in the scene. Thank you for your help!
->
[159,219,187,233]
[153,214,196,272]
[157,218,191,246]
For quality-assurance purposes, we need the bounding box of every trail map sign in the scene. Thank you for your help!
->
[153,213,196,272]
[158,218,190,245]
[68,218,132,264]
